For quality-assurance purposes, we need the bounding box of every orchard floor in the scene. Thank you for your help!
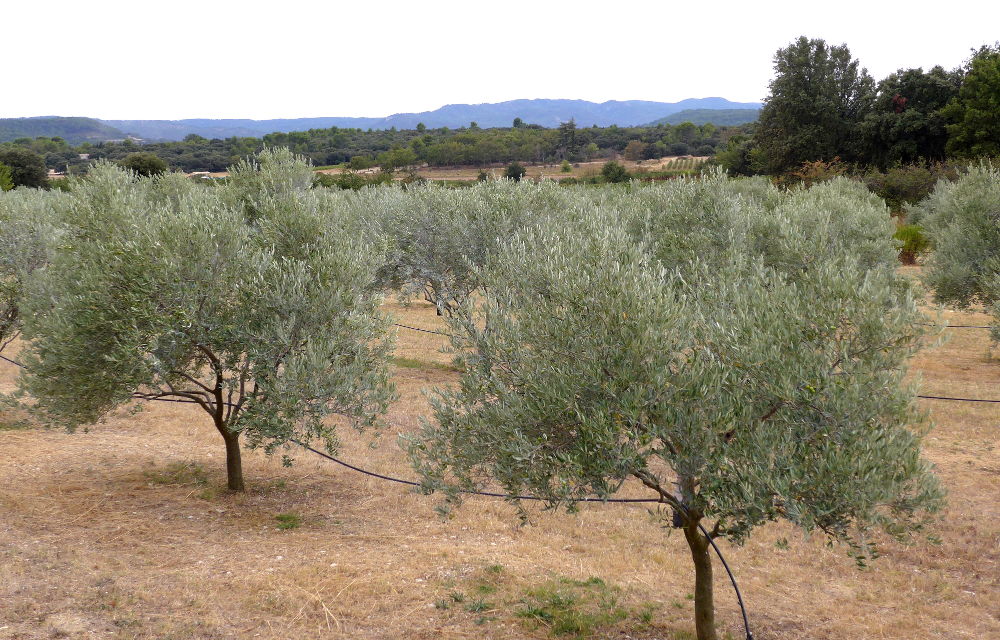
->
[0,280,997,639]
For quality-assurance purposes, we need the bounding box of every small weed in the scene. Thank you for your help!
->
[465,599,492,613]
[637,602,659,624]
[0,419,32,431]
[274,513,302,530]
[486,564,504,575]
[449,591,466,603]
[144,461,208,487]
[516,575,629,637]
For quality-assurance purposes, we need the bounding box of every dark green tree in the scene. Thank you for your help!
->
[942,44,1000,158]
[0,148,49,188]
[860,66,961,168]
[119,152,168,177]
[755,37,875,174]
[504,162,527,181]
[557,119,578,159]
[601,160,630,183]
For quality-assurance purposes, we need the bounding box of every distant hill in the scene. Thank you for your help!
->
[645,108,761,127]
[0,117,127,144]
[99,97,762,141]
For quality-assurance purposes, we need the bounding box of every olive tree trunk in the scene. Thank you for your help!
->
[684,519,717,640]
[215,419,245,492]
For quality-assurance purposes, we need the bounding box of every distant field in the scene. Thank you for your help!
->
[310,156,709,183]
[0,268,997,639]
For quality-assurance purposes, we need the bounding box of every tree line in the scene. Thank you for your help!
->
[719,37,1000,177]
[0,118,748,181]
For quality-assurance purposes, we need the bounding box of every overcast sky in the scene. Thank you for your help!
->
[5,1,998,120]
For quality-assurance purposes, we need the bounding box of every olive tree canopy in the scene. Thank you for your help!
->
[0,188,66,354]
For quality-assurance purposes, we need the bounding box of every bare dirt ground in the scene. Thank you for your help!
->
[1,276,997,639]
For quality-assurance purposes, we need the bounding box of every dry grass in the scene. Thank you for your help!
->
[0,279,998,639]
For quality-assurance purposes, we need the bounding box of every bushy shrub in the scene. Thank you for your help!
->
[0,162,13,192]
[864,163,961,214]
[775,157,848,189]
[600,161,630,184]
[504,162,527,182]
[894,224,930,264]
[314,169,394,191]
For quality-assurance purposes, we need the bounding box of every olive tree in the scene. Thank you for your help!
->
[407,181,942,640]
[19,152,394,491]
[358,180,574,316]
[912,163,1000,314]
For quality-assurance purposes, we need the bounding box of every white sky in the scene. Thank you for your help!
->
[4,1,998,120]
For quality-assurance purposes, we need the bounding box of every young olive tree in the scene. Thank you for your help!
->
[913,164,1000,313]
[407,184,942,640]
[19,152,394,491]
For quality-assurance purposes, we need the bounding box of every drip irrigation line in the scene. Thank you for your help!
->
[697,521,753,640]
[0,354,24,368]
[292,439,659,503]
[918,322,992,329]
[917,394,1000,403]
[393,323,450,336]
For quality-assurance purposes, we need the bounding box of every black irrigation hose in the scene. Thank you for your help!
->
[0,354,23,368]
[917,394,1000,403]
[917,322,992,329]
[393,323,450,336]
[291,439,659,503]
[698,521,754,640]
